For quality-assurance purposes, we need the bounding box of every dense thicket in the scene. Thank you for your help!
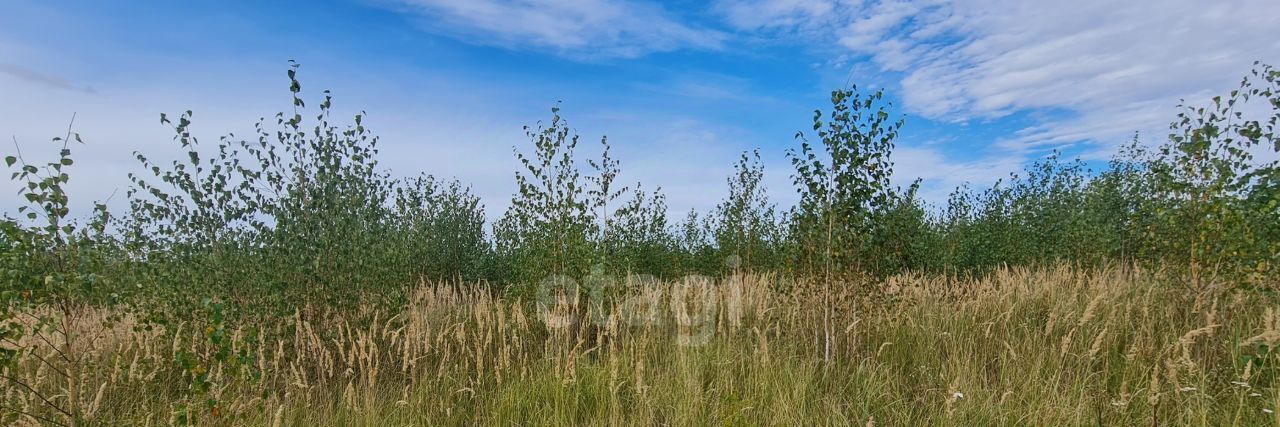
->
[2,62,1278,314]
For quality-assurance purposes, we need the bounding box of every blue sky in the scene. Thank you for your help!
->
[2,0,1279,218]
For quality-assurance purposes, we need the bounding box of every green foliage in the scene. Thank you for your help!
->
[495,105,675,286]
[926,62,1279,286]
[494,106,600,284]
[935,153,1102,270]
[788,86,903,277]
[672,209,719,275]
[1,124,110,304]
[391,175,490,282]
[711,150,782,273]
[1151,61,1280,283]
[123,61,490,311]
[171,298,260,425]
[602,185,673,276]
[864,180,935,275]
[1,120,119,425]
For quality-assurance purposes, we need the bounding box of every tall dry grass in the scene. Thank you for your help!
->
[3,264,1279,425]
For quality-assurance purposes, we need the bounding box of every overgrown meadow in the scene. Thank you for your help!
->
[2,61,1279,425]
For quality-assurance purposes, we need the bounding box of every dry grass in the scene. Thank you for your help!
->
[3,264,1280,425]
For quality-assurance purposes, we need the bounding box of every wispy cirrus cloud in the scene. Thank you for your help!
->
[716,0,850,33]
[719,0,1280,152]
[0,62,96,94]
[383,0,727,59]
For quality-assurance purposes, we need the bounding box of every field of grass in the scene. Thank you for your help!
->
[4,264,1279,425]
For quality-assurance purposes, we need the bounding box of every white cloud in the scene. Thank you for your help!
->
[717,0,848,32]
[724,0,1280,150]
[385,0,726,58]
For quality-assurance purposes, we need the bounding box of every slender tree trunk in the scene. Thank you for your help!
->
[823,193,834,365]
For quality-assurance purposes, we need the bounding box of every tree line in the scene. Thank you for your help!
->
[2,61,1278,315]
